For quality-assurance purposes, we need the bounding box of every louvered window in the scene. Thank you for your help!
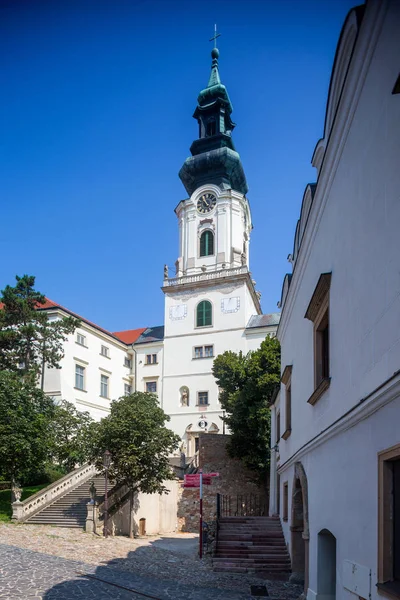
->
[196,301,212,327]
[200,231,214,257]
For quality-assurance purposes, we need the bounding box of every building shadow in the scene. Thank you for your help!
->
[40,534,268,600]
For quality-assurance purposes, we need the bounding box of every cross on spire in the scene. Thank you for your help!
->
[209,24,221,48]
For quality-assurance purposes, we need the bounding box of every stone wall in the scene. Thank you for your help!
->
[177,433,267,532]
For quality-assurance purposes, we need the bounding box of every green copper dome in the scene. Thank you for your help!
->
[179,48,248,197]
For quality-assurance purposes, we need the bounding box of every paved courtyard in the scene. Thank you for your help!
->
[0,524,302,599]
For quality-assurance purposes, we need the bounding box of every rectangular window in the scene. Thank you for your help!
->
[124,357,131,368]
[145,354,157,365]
[146,381,157,393]
[76,333,86,346]
[194,345,214,359]
[283,482,289,521]
[124,383,132,395]
[198,391,209,406]
[378,444,400,592]
[100,374,109,398]
[276,410,281,443]
[281,365,292,440]
[100,345,109,358]
[305,273,331,405]
[75,365,85,390]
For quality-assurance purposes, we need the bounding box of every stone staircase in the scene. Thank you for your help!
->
[25,476,106,528]
[213,516,291,574]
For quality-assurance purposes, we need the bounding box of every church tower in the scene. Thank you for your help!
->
[161,44,263,455]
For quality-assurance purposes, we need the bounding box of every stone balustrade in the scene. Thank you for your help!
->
[164,266,248,287]
[12,463,96,522]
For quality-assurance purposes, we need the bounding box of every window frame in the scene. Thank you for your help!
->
[193,345,214,359]
[378,442,400,595]
[124,383,132,395]
[276,410,281,444]
[145,354,158,365]
[281,365,292,440]
[196,300,213,328]
[283,482,289,522]
[305,273,332,405]
[146,380,157,394]
[124,356,132,368]
[199,230,214,257]
[197,391,209,406]
[100,374,109,398]
[75,364,85,391]
[76,333,87,347]
[100,345,110,358]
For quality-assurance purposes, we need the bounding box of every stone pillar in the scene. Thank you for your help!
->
[12,501,24,521]
[85,502,98,533]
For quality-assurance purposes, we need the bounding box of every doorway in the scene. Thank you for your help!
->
[317,529,336,600]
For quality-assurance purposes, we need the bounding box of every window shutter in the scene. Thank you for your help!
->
[200,231,214,257]
[197,300,212,327]
[204,301,212,325]
[200,233,206,256]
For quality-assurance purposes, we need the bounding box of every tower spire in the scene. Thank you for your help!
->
[208,25,221,87]
[178,31,248,197]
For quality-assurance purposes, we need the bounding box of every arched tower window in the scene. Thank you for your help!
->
[196,300,212,327]
[206,118,216,137]
[200,230,214,257]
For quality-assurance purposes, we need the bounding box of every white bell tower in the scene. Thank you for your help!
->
[160,44,262,453]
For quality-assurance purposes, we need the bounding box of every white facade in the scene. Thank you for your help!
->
[43,309,134,421]
[41,51,279,451]
[271,2,400,599]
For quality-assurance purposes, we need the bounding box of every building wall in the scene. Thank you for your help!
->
[135,342,163,399]
[109,479,180,536]
[175,185,252,275]
[43,314,133,420]
[275,2,400,599]
[162,273,264,444]
[178,433,266,532]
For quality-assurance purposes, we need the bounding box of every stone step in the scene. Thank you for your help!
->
[215,548,287,558]
[213,556,291,563]
[213,564,291,573]
[25,475,108,527]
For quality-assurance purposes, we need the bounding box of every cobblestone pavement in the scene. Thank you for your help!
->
[0,524,302,599]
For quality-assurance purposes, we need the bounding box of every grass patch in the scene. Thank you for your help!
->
[0,484,47,522]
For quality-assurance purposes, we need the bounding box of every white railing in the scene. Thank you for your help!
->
[164,266,248,287]
[12,463,96,522]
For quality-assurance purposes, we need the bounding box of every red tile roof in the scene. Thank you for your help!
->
[112,328,147,344]
[0,296,139,345]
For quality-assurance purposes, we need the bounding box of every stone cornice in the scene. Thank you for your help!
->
[278,370,400,475]
[304,273,331,322]
[278,1,388,342]
[162,268,262,314]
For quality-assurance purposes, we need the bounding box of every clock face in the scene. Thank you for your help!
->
[197,193,217,214]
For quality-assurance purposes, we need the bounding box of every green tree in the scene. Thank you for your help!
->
[0,275,79,381]
[90,392,180,538]
[212,336,281,483]
[0,371,55,500]
[50,400,95,472]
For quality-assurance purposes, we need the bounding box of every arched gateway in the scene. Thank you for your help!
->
[290,462,310,595]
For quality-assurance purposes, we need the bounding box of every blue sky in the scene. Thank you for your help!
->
[0,0,357,332]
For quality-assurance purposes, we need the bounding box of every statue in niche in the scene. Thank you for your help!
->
[181,387,189,407]
[241,252,246,266]
[164,264,169,279]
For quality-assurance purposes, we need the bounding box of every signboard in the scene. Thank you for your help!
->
[183,472,219,488]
